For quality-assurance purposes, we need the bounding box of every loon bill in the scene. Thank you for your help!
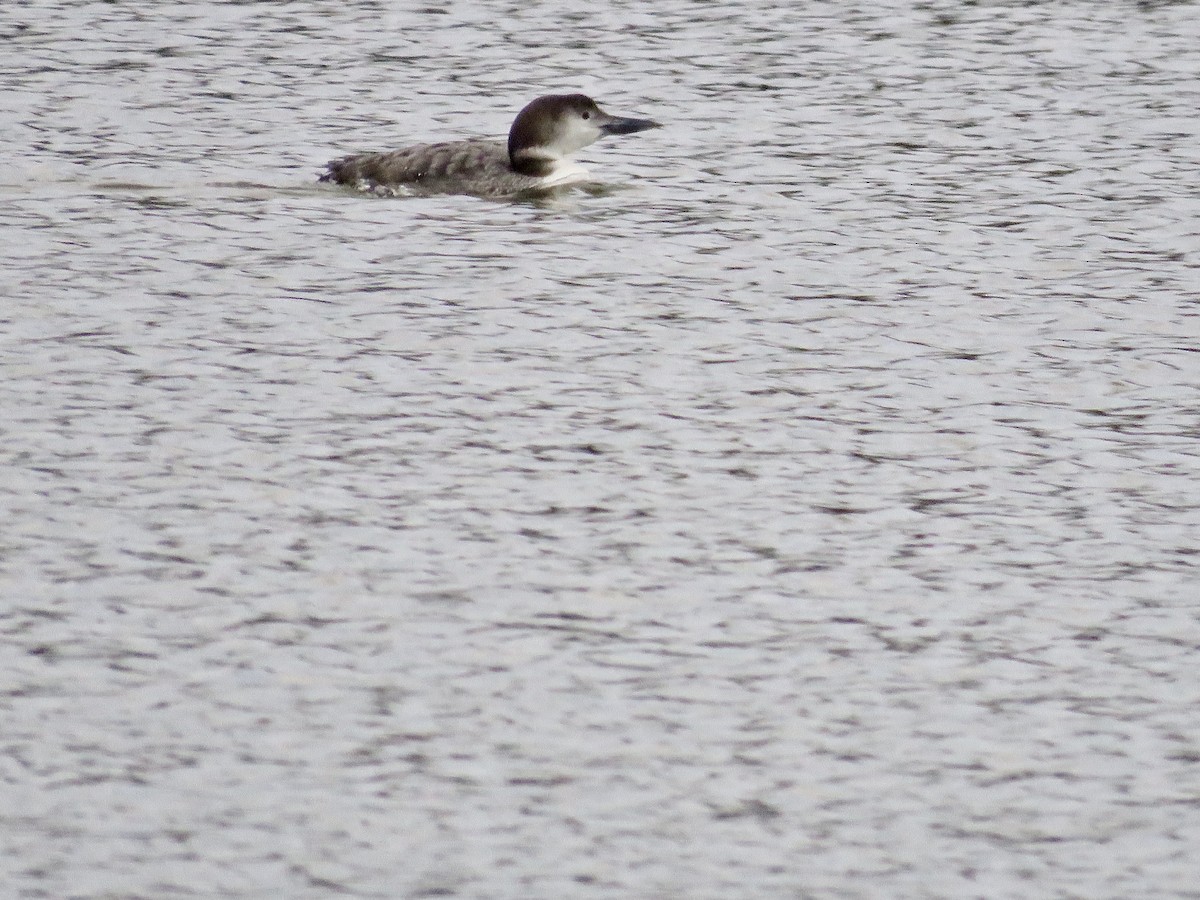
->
[319,94,661,198]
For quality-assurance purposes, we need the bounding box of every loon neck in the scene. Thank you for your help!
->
[510,149,558,178]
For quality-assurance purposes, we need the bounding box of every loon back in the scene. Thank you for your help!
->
[321,140,513,195]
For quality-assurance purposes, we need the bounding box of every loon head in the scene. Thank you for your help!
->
[507,94,660,177]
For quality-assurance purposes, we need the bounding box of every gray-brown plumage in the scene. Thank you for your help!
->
[322,140,539,196]
[319,94,660,198]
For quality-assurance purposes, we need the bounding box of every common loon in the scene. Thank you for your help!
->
[319,94,660,198]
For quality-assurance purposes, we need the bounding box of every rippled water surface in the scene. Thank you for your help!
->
[3,1,1199,897]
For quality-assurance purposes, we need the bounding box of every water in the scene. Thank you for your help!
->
[3,1,1198,897]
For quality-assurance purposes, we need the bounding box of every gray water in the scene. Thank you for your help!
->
[3,1,1199,897]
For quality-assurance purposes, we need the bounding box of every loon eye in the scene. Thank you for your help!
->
[582,111,591,120]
